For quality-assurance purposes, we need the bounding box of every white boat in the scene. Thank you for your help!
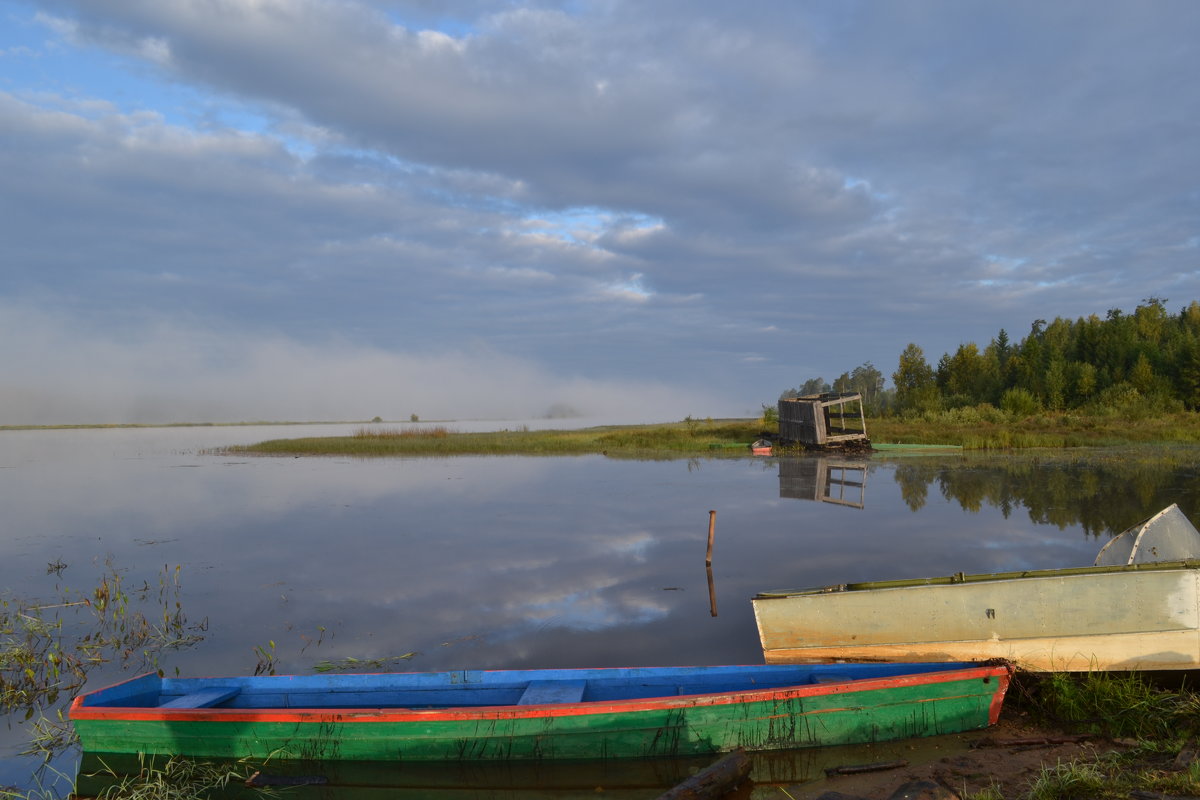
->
[753,505,1200,671]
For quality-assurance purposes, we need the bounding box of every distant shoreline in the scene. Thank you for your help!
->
[0,421,364,431]
[9,411,1200,451]
[0,418,521,431]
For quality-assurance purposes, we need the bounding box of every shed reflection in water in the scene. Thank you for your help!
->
[779,457,867,508]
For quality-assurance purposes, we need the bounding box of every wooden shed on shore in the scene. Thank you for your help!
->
[778,393,869,449]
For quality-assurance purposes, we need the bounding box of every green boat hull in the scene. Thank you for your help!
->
[72,672,1005,761]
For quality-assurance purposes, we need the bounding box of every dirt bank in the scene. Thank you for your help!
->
[759,714,1111,800]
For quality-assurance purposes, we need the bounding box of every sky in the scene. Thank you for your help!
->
[0,1,1197,424]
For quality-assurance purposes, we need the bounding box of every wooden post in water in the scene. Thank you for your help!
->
[706,564,718,617]
[705,510,716,565]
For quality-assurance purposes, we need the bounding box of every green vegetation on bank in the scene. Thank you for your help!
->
[1001,671,1200,800]
[219,407,1200,458]
[871,408,1200,449]
[223,418,770,458]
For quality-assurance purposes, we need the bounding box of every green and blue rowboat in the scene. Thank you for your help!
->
[70,662,1010,761]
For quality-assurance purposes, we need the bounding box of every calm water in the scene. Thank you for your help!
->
[4,425,1200,795]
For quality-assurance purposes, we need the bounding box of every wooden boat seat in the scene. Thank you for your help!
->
[159,687,241,709]
[517,680,586,705]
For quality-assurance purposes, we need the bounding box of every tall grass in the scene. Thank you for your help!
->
[1029,671,1200,740]
[873,410,1200,450]
[353,426,452,439]
[1025,759,1108,800]
[1006,672,1200,800]
[225,420,769,458]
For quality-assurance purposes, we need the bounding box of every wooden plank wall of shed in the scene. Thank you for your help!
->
[778,399,826,444]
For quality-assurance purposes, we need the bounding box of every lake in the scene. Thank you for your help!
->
[3,424,1199,795]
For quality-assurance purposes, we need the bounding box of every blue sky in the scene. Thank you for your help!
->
[1,1,1198,424]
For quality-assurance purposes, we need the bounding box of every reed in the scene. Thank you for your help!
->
[353,426,453,439]
[224,420,768,458]
[81,753,280,800]
[2,564,206,763]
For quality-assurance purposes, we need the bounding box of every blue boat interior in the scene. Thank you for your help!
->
[79,662,980,711]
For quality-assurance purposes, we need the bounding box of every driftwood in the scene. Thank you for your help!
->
[1129,791,1200,800]
[824,760,909,776]
[654,749,751,800]
[973,734,1092,748]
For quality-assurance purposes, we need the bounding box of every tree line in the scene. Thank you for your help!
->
[782,298,1200,416]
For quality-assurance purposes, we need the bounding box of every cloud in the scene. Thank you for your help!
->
[3,0,1199,406]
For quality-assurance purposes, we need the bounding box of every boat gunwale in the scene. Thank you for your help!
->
[754,558,1200,599]
[69,664,1010,725]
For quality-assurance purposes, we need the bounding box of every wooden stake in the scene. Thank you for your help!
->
[706,564,718,617]
[705,510,716,565]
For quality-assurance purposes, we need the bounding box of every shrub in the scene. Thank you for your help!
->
[1000,387,1040,417]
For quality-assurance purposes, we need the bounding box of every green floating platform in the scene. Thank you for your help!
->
[871,443,962,456]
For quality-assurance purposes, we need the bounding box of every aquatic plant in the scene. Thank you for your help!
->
[1,561,207,794]
[82,753,281,800]
[253,640,277,676]
[312,653,418,672]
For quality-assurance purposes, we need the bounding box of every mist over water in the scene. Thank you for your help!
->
[0,304,743,425]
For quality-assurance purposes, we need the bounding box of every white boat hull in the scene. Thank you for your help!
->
[754,563,1200,672]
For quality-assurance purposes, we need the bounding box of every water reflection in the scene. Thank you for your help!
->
[73,733,971,799]
[779,457,868,508]
[4,427,1200,795]
[888,448,1200,537]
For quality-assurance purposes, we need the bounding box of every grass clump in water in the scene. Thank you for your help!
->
[78,753,280,800]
